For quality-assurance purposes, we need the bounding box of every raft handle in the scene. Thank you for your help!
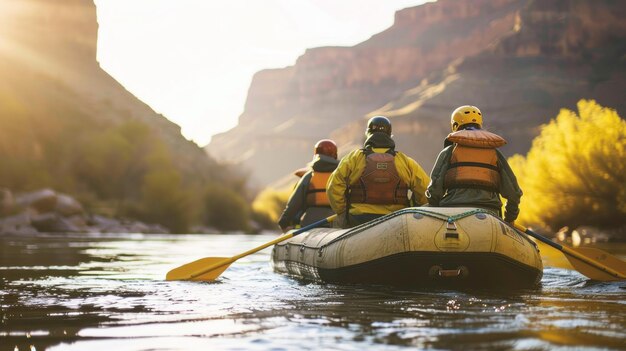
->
[429,265,469,279]
[440,269,461,277]
[445,232,459,239]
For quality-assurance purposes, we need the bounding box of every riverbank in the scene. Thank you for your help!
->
[0,188,169,235]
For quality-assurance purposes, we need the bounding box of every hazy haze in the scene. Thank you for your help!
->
[95,0,427,145]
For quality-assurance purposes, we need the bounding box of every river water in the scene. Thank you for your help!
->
[1,233,625,351]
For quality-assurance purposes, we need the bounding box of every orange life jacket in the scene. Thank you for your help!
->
[306,171,331,206]
[348,149,410,206]
[444,129,507,192]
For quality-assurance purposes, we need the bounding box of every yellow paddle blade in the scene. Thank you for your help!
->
[531,238,575,270]
[572,247,626,271]
[564,247,626,281]
[166,257,232,281]
[165,215,335,283]
[516,223,626,281]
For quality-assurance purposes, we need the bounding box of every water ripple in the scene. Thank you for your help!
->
[1,233,625,351]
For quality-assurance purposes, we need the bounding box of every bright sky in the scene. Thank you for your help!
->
[95,0,427,146]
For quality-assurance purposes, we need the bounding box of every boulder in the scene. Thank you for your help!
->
[573,226,622,243]
[190,225,219,234]
[0,188,15,216]
[0,213,34,235]
[31,213,82,233]
[124,221,150,234]
[54,194,84,216]
[15,189,58,213]
[145,224,169,234]
[0,224,38,236]
[120,220,169,234]
[66,215,88,231]
[87,214,122,232]
[85,215,169,234]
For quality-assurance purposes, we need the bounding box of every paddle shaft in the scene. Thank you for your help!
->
[188,215,337,279]
[515,224,626,280]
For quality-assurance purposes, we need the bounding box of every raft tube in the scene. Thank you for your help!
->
[271,207,543,288]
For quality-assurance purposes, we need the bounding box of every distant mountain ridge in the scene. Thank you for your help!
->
[207,0,626,188]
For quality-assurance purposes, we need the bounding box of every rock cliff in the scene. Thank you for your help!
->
[208,0,526,187]
[0,0,218,182]
[208,0,626,188]
[351,0,626,172]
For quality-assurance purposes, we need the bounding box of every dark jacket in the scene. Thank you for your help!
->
[278,154,339,231]
[426,135,523,222]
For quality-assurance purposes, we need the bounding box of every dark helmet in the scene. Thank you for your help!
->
[366,116,392,136]
[314,139,338,159]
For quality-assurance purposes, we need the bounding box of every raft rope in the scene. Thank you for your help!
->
[410,208,492,223]
[318,208,492,250]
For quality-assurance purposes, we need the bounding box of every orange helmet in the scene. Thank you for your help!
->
[314,139,338,159]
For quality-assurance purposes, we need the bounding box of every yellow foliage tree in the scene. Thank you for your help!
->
[509,100,626,230]
[252,187,292,223]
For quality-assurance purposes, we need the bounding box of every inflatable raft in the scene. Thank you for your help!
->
[271,207,543,288]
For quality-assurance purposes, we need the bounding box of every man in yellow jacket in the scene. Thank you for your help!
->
[327,116,430,227]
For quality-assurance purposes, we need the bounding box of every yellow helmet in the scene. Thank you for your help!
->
[451,105,483,131]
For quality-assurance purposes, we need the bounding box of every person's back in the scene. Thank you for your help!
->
[278,139,339,232]
[327,116,430,228]
[426,105,522,224]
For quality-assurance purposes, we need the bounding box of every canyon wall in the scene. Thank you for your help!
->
[208,0,527,187]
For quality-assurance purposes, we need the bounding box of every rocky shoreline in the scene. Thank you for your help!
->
[0,188,169,235]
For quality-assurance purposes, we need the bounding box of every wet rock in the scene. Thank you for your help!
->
[66,215,88,231]
[0,188,15,216]
[54,194,84,216]
[87,214,119,227]
[0,213,35,235]
[124,221,151,234]
[87,215,122,232]
[84,215,168,234]
[190,225,219,234]
[2,189,170,235]
[145,224,169,234]
[573,226,623,243]
[0,224,38,236]
[31,213,82,233]
[15,189,58,213]
[118,220,169,234]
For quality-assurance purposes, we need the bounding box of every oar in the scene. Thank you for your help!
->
[166,215,337,282]
[514,223,626,281]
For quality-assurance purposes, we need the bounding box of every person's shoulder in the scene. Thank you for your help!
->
[494,149,510,164]
[294,169,312,182]
[393,152,421,169]
[393,150,407,158]
[431,145,454,158]
[343,148,365,160]
[394,150,416,162]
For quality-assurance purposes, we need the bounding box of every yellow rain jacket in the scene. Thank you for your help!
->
[327,135,430,217]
